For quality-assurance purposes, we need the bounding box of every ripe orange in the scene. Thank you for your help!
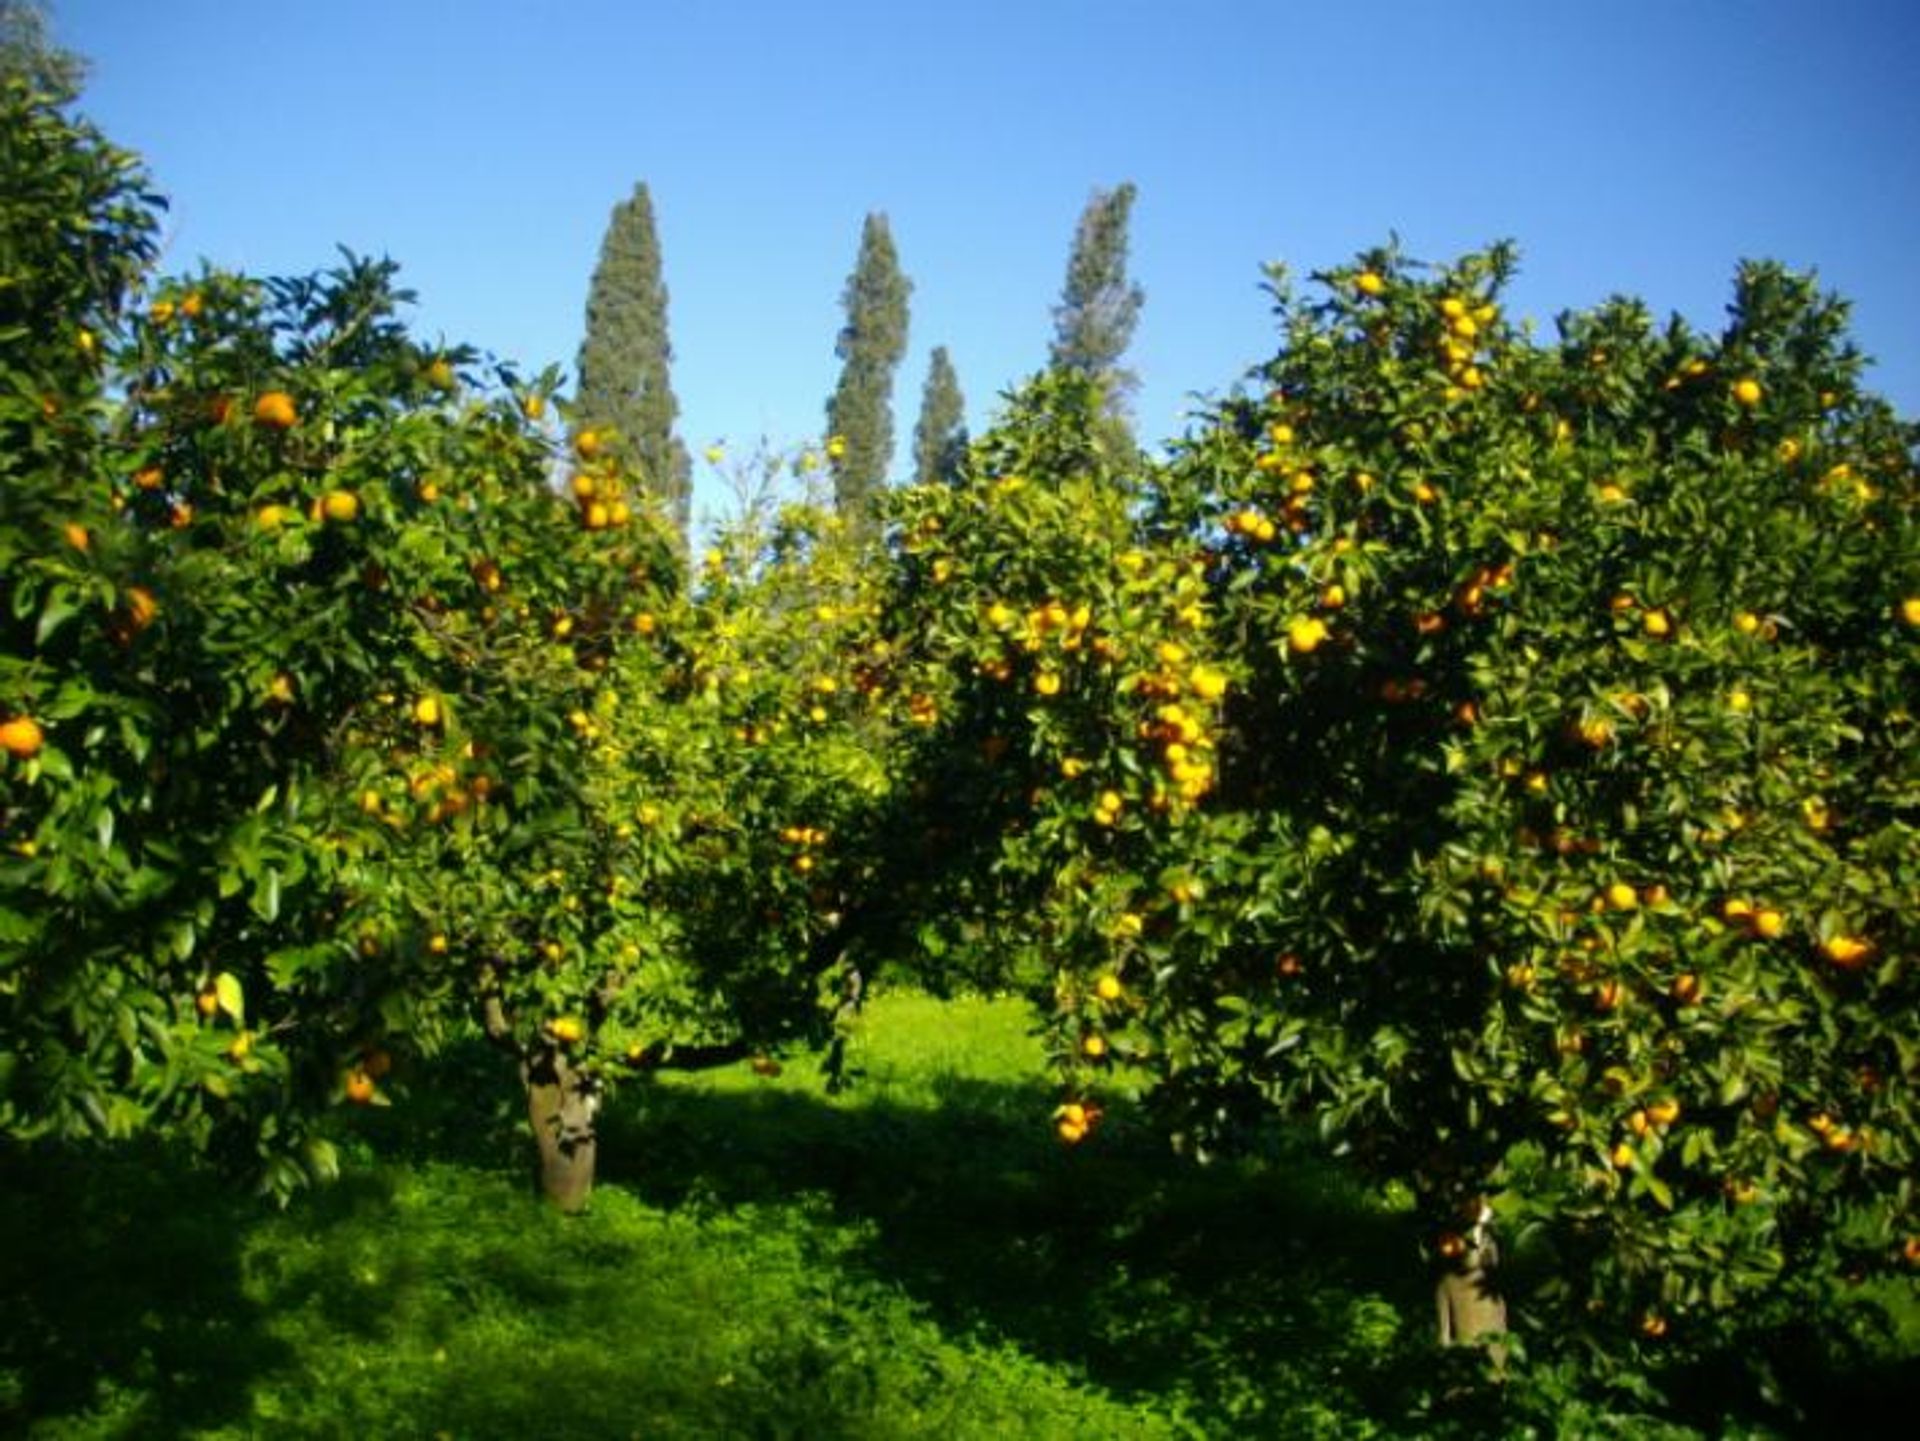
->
[1355,271,1385,296]
[1731,378,1762,407]
[1287,616,1329,655]
[1604,882,1638,911]
[1095,974,1122,1002]
[412,695,442,727]
[1900,597,1920,627]
[321,490,360,523]
[1082,1034,1108,1059]
[1821,935,1871,968]
[253,391,297,429]
[550,1016,585,1045]
[345,1069,376,1104]
[63,522,90,552]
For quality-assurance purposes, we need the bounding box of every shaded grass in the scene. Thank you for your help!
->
[3,990,1916,1437]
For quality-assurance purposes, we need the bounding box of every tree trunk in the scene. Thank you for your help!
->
[524,1047,599,1213]
[1434,1203,1510,1371]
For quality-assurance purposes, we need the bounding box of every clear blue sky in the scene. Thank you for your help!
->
[57,1,1920,530]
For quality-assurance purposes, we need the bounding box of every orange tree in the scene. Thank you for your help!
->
[493,485,901,1211]
[1117,246,1917,1359]
[877,251,1916,1372]
[3,81,900,1210]
[0,77,682,1198]
[877,373,1238,1136]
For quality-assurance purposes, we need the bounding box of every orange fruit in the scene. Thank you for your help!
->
[321,490,359,523]
[344,1070,376,1104]
[412,695,442,727]
[1355,271,1385,296]
[1821,935,1871,968]
[550,1016,584,1045]
[1287,616,1329,655]
[253,391,297,429]
[1731,378,1762,406]
[1095,974,1122,1002]
[63,522,90,551]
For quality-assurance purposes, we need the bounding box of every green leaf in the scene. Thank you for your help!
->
[214,971,245,1023]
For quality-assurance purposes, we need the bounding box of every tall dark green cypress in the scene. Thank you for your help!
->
[1049,182,1144,426]
[911,345,967,485]
[825,213,911,518]
[575,182,691,543]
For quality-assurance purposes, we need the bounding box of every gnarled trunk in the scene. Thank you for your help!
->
[524,1047,599,1213]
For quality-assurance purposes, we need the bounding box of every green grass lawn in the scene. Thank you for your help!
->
[3,991,1915,1438]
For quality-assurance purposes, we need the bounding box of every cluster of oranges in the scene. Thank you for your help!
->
[568,431,637,531]
[779,824,828,875]
[1432,295,1498,397]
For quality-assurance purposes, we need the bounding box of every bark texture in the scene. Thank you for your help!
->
[524,1048,599,1213]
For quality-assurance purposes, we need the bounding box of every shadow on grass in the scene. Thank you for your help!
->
[596,1073,1455,1432]
[0,1138,324,1437]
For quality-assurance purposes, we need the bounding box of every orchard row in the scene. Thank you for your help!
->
[3,82,1915,1360]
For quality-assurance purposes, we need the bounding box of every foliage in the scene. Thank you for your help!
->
[1049,181,1144,436]
[574,181,692,546]
[0,82,884,1202]
[825,212,912,522]
[0,0,85,96]
[911,343,967,486]
[888,238,1918,1365]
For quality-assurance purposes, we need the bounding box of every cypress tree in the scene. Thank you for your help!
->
[575,182,691,542]
[825,213,912,518]
[0,0,86,94]
[911,345,967,485]
[1049,182,1144,425]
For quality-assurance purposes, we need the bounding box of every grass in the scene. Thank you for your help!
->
[3,990,1916,1438]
